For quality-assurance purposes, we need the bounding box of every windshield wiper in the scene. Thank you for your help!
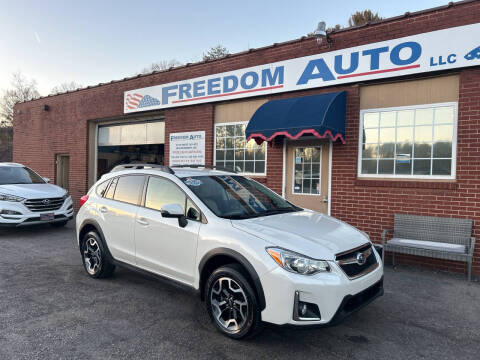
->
[221,213,255,220]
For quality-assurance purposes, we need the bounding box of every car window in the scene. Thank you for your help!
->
[0,166,45,185]
[96,179,110,197]
[182,175,301,219]
[145,177,186,213]
[104,177,117,199]
[113,175,145,205]
[186,198,201,221]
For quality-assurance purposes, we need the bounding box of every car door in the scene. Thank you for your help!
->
[134,176,202,285]
[96,175,146,265]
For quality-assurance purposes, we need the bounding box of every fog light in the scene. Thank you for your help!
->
[293,291,321,321]
[300,303,308,316]
[0,210,22,215]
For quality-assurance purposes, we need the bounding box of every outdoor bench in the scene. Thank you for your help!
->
[382,214,476,281]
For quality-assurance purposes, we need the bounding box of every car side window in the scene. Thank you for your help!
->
[96,179,110,197]
[145,177,186,212]
[186,198,201,221]
[104,177,118,199]
[113,175,145,205]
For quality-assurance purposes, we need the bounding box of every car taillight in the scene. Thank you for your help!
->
[80,195,89,207]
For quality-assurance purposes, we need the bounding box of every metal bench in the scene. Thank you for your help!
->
[382,214,476,281]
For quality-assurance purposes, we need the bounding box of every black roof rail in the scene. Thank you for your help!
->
[171,164,238,173]
[110,164,175,174]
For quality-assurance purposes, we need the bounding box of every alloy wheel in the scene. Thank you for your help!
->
[83,237,101,275]
[210,277,249,333]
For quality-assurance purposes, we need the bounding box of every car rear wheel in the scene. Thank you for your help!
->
[205,264,262,339]
[81,231,115,278]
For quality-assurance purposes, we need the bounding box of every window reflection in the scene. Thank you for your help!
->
[145,177,186,212]
[360,104,455,177]
[294,147,321,194]
[215,123,266,174]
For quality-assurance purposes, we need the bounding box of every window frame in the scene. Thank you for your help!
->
[357,102,458,180]
[214,121,268,176]
[95,178,112,197]
[141,175,204,223]
[292,146,323,196]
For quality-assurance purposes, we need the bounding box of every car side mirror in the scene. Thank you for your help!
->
[43,177,50,183]
[161,203,188,228]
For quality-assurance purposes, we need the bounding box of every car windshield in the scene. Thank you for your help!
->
[182,175,301,219]
[0,166,45,185]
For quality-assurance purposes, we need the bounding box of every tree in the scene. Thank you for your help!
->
[50,81,82,95]
[203,45,229,61]
[0,72,40,127]
[348,10,383,27]
[327,24,343,32]
[140,59,182,74]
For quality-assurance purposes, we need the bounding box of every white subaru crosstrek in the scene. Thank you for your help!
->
[76,164,383,338]
[0,163,73,228]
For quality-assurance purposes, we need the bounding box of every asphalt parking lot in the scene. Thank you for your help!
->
[0,221,479,360]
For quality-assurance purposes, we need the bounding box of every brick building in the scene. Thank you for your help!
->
[13,1,480,276]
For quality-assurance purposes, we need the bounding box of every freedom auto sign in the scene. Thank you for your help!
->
[124,23,480,113]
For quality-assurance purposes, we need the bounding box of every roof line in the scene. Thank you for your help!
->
[16,0,475,104]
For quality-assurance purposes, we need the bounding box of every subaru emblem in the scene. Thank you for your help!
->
[356,252,367,266]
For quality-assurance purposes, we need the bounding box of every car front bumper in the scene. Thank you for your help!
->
[260,249,384,326]
[0,197,74,227]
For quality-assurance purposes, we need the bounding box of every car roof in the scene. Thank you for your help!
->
[100,166,236,180]
[171,167,236,177]
[0,162,24,167]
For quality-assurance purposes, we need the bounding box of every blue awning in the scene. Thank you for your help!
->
[246,91,346,144]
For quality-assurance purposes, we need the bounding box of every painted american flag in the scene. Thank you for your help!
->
[125,93,161,110]
[125,93,143,110]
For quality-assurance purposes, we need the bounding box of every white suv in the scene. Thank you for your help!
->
[76,164,383,338]
[0,163,73,228]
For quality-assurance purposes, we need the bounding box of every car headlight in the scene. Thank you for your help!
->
[62,191,71,200]
[0,193,25,202]
[266,247,330,275]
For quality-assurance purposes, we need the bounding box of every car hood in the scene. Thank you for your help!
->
[231,210,370,261]
[0,184,67,199]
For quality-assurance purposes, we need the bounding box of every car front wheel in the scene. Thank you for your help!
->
[81,231,115,279]
[205,264,262,339]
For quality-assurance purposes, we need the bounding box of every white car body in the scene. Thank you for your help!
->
[76,166,383,327]
[0,163,73,227]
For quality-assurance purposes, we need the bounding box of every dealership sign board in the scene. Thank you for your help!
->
[125,23,480,113]
[169,131,205,166]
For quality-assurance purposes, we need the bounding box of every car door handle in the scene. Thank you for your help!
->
[99,206,108,213]
[137,218,149,226]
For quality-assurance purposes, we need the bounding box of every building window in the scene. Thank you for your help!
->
[215,123,267,174]
[293,147,322,194]
[358,103,457,179]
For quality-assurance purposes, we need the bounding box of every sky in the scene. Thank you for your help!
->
[0,0,448,95]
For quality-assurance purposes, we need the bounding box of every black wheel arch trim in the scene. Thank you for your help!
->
[198,247,266,311]
[78,219,115,262]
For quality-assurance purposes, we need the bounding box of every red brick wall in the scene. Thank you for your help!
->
[13,1,480,275]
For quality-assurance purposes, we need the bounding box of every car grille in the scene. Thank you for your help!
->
[335,243,378,279]
[24,197,65,212]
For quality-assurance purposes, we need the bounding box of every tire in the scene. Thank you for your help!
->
[205,264,262,339]
[80,230,115,279]
[50,220,68,228]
